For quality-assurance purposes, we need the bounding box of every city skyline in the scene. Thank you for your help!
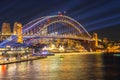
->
[0,0,120,40]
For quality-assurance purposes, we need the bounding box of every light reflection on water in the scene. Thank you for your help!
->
[0,53,120,80]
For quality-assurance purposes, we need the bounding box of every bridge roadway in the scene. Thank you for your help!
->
[23,34,93,41]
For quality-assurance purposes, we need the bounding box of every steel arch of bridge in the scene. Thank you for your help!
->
[23,15,92,40]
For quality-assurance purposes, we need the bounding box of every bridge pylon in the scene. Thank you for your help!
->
[16,23,23,43]
[93,33,98,48]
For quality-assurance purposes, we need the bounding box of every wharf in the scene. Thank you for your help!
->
[0,56,47,65]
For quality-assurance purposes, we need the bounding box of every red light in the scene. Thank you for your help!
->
[58,11,63,16]
[47,18,50,22]
[1,65,6,74]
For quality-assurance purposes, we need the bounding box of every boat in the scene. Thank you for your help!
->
[60,55,64,58]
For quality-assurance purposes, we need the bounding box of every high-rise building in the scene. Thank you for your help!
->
[1,22,11,35]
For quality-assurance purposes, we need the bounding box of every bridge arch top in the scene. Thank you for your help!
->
[23,15,92,39]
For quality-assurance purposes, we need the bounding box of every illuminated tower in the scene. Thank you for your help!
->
[16,23,23,43]
[93,33,98,47]
[2,22,11,35]
[13,22,18,35]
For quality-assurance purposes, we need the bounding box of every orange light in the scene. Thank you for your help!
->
[1,65,6,74]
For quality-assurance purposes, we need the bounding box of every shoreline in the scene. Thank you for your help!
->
[54,52,103,55]
[0,56,47,65]
[0,51,119,65]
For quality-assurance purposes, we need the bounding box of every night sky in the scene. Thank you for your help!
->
[0,0,120,41]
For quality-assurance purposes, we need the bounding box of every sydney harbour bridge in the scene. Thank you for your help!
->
[0,15,98,51]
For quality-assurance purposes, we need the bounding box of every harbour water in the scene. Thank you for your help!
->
[0,52,120,80]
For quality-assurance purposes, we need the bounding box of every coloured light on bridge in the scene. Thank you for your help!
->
[58,11,63,16]
[64,11,66,14]
[0,15,92,50]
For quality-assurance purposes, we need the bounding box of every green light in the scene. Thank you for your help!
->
[113,54,120,56]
